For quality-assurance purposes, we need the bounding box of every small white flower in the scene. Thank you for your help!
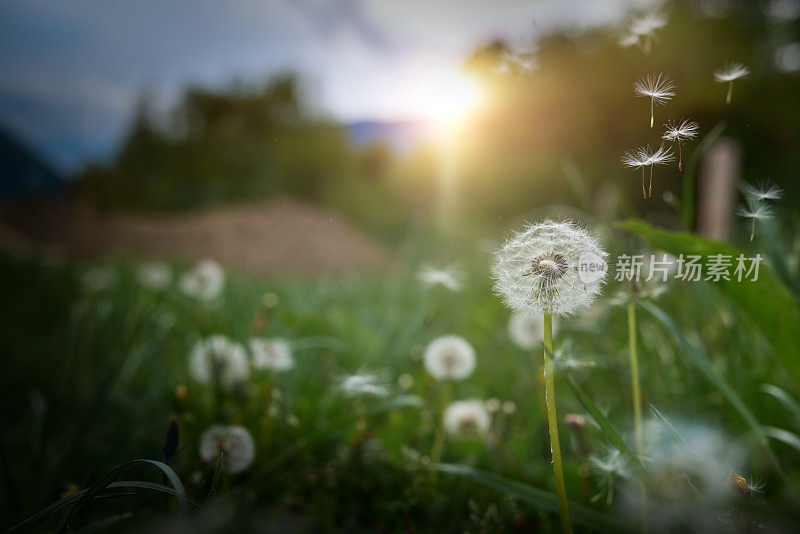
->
[714,62,749,104]
[492,219,608,317]
[137,262,172,290]
[249,337,294,372]
[423,335,476,380]
[418,265,463,292]
[634,73,676,127]
[81,266,117,293]
[199,425,255,474]
[180,260,225,301]
[740,179,784,201]
[444,400,491,437]
[507,312,560,350]
[337,370,391,398]
[189,335,250,388]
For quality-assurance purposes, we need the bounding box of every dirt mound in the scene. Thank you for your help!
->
[1,198,390,275]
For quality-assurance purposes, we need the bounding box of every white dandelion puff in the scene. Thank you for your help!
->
[189,335,250,388]
[662,119,700,170]
[249,337,294,372]
[417,264,463,292]
[136,261,172,290]
[508,312,559,350]
[492,220,607,317]
[199,425,255,474]
[737,199,773,242]
[81,266,117,294]
[180,260,225,302]
[714,62,749,104]
[336,370,391,398]
[443,400,491,437]
[740,179,784,201]
[631,13,667,36]
[634,73,676,127]
[423,335,476,380]
[622,144,675,198]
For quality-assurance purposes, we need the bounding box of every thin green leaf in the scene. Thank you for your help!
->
[434,463,633,532]
[640,301,793,495]
[206,451,224,506]
[617,220,800,385]
[763,426,800,454]
[760,384,800,424]
[681,121,726,229]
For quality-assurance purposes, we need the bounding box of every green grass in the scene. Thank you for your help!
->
[1,235,800,531]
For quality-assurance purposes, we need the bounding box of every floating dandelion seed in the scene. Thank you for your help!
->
[199,425,255,474]
[336,370,391,398]
[249,337,294,372]
[180,260,225,301]
[189,335,250,388]
[634,73,676,127]
[630,13,667,53]
[418,265,463,292]
[623,144,674,198]
[662,119,699,171]
[443,399,491,437]
[424,335,476,380]
[714,62,749,104]
[492,220,607,317]
[737,198,773,241]
[740,179,784,201]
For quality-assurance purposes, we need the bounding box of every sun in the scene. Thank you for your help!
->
[414,70,484,131]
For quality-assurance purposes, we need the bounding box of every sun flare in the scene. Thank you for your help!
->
[414,70,483,130]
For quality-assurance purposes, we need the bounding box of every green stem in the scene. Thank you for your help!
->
[542,311,572,534]
[726,81,733,105]
[627,300,643,458]
[430,381,453,468]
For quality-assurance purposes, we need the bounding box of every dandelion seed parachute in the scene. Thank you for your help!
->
[714,62,749,104]
[423,335,476,380]
[443,400,491,437]
[336,370,391,397]
[736,198,773,241]
[417,265,463,292]
[740,179,784,201]
[662,119,699,170]
[492,219,607,317]
[199,425,256,474]
[634,73,676,127]
[622,144,674,198]
[189,335,250,387]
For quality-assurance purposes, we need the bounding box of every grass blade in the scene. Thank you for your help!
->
[640,301,793,495]
[649,404,693,457]
[206,451,224,506]
[434,463,633,532]
[763,426,800,454]
[760,384,800,424]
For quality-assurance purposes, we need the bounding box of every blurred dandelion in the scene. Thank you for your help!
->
[443,400,491,437]
[398,373,414,390]
[486,397,501,413]
[714,62,749,104]
[249,337,294,371]
[418,264,464,291]
[136,261,172,290]
[634,73,675,127]
[199,424,256,474]
[508,312,560,350]
[736,198,773,241]
[662,119,699,170]
[180,259,225,301]
[336,370,391,398]
[423,335,476,380]
[740,179,784,201]
[622,144,674,198]
[81,266,117,294]
[624,12,667,53]
[188,335,250,388]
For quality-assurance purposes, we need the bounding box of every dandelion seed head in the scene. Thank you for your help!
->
[424,335,476,380]
[492,220,607,317]
[199,424,256,474]
[662,119,700,143]
[485,397,501,413]
[337,370,391,398]
[444,399,491,437]
[189,335,250,388]
[714,62,750,83]
[137,261,172,290]
[634,73,676,104]
[249,337,294,372]
[740,179,784,201]
[180,260,225,301]
[417,264,463,292]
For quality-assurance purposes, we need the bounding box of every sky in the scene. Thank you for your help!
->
[0,0,653,171]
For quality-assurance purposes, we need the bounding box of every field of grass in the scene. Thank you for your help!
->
[2,216,800,532]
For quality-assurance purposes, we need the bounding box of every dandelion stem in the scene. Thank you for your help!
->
[678,144,682,171]
[650,98,654,128]
[726,81,733,105]
[750,218,755,242]
[430,380,453,469]
[641,168,646,199]
[542,311,572,534]
[648,165,654,198]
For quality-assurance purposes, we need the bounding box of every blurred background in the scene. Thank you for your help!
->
[1,0,798,268]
